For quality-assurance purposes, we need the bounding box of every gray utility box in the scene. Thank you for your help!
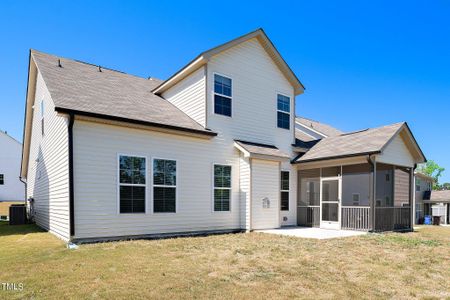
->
[9,204,27,225]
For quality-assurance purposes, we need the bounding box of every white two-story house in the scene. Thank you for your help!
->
[21,29,426,243]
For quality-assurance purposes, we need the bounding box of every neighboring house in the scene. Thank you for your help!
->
[20,28,426,243]
[427,190,450,225]
[414,172,434,224]
[0,130,24,201]
[0,130,25,219]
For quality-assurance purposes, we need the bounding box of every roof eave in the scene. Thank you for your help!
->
[55,107,218,138]
[294,151,381,164]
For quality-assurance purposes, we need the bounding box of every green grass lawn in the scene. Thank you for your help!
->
[0,222,449,299]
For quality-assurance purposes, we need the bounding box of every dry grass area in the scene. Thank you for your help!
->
[0,223,449,299]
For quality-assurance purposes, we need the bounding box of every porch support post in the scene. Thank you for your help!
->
[369,156,377,231]
[410,167,415,231]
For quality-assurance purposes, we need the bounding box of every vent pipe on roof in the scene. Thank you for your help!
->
[98,66,102,72]
[58,59,62,68]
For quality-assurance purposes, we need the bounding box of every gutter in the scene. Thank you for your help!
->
[55,107,217,138]
[68,113,75,237]
[293,150,381,164]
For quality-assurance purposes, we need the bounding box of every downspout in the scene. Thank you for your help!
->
[68,113,75,237]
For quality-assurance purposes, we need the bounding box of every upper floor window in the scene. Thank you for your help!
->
[40,100,45,136]
[280,171,289,211]
[0,174,4,185]
[214,164,231,211]
[153,159,177,213]
[119,155,146,213]
[214,74,232,117]
[277,94,290,129]
[416,178,421,192]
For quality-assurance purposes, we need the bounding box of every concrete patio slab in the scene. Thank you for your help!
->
[256,227,368,239]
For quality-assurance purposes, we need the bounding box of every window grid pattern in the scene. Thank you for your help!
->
[40,100,45,136]
[280,171,289,211]
[214,74,232,117]
[277,94,290,129]
[153,159,177,213]
[119,156,146,213]
[214,165,231,211]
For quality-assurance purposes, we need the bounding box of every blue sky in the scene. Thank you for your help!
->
[1,1,449,182]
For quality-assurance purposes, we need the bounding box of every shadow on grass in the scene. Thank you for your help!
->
[0,221,44,237]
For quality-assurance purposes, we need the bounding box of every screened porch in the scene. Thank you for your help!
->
[297,163,413,232]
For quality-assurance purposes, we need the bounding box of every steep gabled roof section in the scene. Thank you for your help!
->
[153,28,305,96]
[29,50,216,137]
[294,122,426,164]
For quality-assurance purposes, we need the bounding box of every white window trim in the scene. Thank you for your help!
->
[276,92,291,130]
[280,170,290,211]
[212,72,233,118]
[212,163,232,213]
[40,98,45,136]
[116,153,148,215]
[152,157,178,214]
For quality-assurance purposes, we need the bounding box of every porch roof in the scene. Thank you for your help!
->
[429,190,450,203]
[234,140,290,160]
[293,122,426,164]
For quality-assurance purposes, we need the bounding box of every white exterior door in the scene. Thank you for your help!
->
[320,177,341,230]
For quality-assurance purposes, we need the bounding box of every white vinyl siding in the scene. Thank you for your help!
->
[161,66,206,127]
[207,38,295,150]
[239,155,251,230]
[0,132,24,201]
[377,134,415,167]
[251,159,280,230]
[72,120,241,239]
[26,71,70,241]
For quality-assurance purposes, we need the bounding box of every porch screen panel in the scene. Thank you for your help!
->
[342,164,371,207]
[297,169,320,227]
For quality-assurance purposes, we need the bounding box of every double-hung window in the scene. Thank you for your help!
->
[280,171,289,211]
[40,100,45,136]
[0,174,4,185]
[277,94,290,129]
[214,165,231,211]
[153,159,177,213]
[214,74,232,117]
[119,155,146,213]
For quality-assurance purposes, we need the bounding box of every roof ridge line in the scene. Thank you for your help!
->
[31,49,162,82]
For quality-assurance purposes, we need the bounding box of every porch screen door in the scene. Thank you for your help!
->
[320,178,341,230]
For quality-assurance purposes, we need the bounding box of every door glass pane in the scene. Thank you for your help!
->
[322,180,339,202]
[322,203,339,222]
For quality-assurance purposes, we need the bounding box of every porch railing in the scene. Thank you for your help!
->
[297,206,320,227]
[375,207,411,231]
[341,206,371,231]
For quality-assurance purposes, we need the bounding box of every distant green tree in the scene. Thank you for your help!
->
[442,183,450,190]
[417,160,445,190]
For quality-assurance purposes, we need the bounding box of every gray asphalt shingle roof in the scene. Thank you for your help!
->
[295,122,405,163]
[31,50,216,136]
[235,140,290,159]
[296,117,343,137]
[430,190,450,202]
